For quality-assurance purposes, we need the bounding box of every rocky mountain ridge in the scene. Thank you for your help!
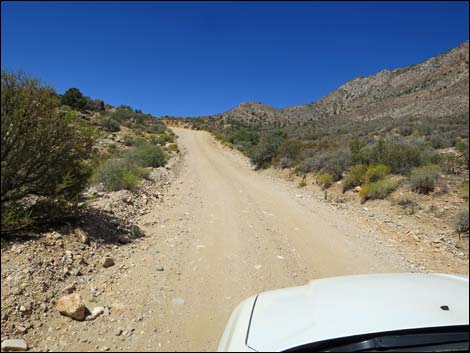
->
[201,41,469,128]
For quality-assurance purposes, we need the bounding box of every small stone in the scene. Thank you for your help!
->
[85,306,104,321]
[74,228,90,245]
[102,257,115,268]
[172,298,185,305]
[155,266,164,272]
[63,284,76,294]
[114,328,123,336]
[1,339,28,351]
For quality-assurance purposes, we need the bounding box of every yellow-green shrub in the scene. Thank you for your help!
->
[342,164,368,192]
[360,178,399,201]
[318,172,334,189]
[365,164,391,183]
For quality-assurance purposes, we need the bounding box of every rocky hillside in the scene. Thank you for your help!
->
[197,40,468,128]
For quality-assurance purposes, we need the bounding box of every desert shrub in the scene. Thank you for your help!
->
[455,209,469,233]
[349,138,368,165]
[457,139,469,169]
[61,87,86,110]
[149,135,166,146]
[278,139,304,161]
[123,135,145,147]
[123,143,166,168]
[251,131,286,169]
[356,136,435,174]
[318,149,351,180]
[100,116,120,132]
[112,107,135,121]
[342,164,367,192]
[409,164,440,194]
[166,143,179,153]
[94,158,141,191]
[359,178,399,201]
[296,148,350,180]
[147,123,166,134]
[1,71,96,234]
[318,172,334,189]
[365,164,391,183]
[278,157,295,169]
[296,157,318,174]
[298,176,307,188]
[393,194,419,214]
[136,167,152,180]
[437,153,463,174]
[459,182,469,200]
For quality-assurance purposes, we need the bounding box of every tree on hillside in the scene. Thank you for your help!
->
[61,87,87,110]
[1,71,96,234]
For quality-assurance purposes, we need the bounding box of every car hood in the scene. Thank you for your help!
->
[247,273,469,352]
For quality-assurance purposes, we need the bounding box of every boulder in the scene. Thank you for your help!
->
[56,293,87,321]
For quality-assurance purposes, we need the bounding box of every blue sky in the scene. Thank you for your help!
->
[2,1,468,117]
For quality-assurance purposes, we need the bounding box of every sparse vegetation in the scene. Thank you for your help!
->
[409,164,440,194]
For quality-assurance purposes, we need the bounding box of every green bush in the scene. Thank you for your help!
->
[356,136,435,174]
[147,123,166,134]
[251,131,286,169]
[100,116,120,132]
[342,164,367,192]
[149,135,166,146]
[365,164,391,183]
[455,209,469,233]
[123,143,166,168]
[459,182,469,200]
[359,178,399,201]
[457,139,469,169]
[296,148,350,180]
[61,87,86,110]
[123,135,145,147]
[409,164,440,194]
[94,159,141,191]
[318,172,334,189]
[1,71,95,234]
[166,143,179,153]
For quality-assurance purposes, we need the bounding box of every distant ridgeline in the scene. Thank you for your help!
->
[179,41,469,176]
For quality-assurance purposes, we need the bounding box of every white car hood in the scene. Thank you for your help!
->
[247,273,469,352]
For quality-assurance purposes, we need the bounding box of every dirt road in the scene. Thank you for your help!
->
[37,128,413,352]
[120,128,408,351]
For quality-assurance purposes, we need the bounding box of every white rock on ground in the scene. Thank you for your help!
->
[1,339,29,351]
[85,306,105,321]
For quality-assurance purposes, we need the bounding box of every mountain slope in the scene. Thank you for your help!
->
[201,41,468,128]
